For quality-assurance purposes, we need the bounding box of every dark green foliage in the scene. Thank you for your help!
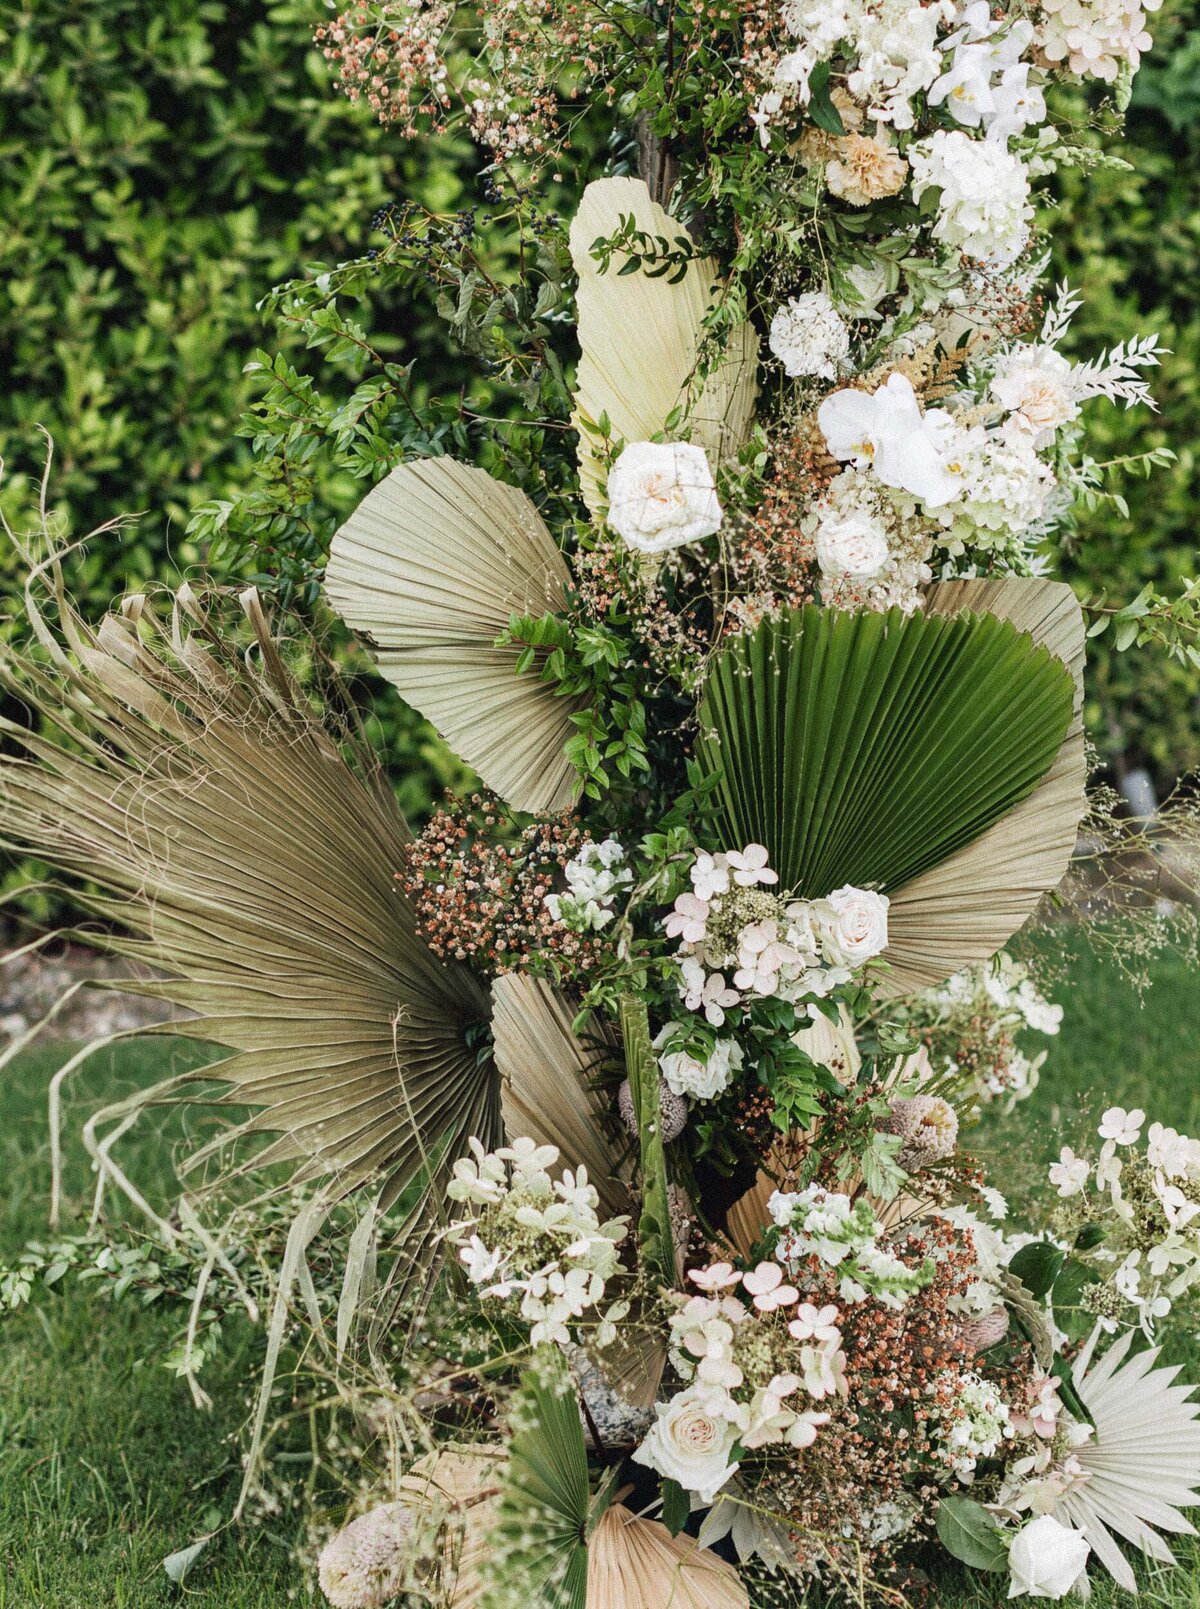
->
[1046,0,1200,789]
[694,605,1074,895]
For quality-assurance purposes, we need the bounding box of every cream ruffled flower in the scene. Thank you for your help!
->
[827,133,909,206]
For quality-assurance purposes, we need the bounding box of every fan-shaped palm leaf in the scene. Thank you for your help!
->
[1056,1325,1200,1591]
[884,577,1086,992]
[693,600,1076,988]
[588,1504,749,1608]
[0,578,495,1207]
[570,177,759,516]
[487,1350,592,1609]
[490,973,630,1219]
[325,456,582,815]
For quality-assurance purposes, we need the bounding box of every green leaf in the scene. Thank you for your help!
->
[693,604,1074,895]
[488,1350,591,1609]
[619,996,676,1292]
[661,1477,690,1536]
[807,62,847,135]
[1009,1240,1066,1300]
[163,1535,212,1585]
[936,1496,1009,1572]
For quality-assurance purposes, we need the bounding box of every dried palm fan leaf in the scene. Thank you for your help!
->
[569,176,759,516]
[587,1504,750,1609]
[1057,1324,1200,1591]
[694,599,1077,993]
[325,456,581,815]
[0,570,496,1210]
[396,1446,506,1608]
[882,576,1086,993]
[490,972,631,1220]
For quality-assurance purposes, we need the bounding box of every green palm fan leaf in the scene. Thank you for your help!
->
[693,601,1076,984]
[325,456,582,815]
[884,577,1087,992]
[569,177,758,518]
[485,1350,592,1609]
[0,575,496,1208]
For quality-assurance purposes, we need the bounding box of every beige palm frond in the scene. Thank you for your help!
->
[587,1503,750,1609]
[325,456,583,815]
[883,577,1087,995]
[397,1447,506,1608]
[1055,1325,1200,1591]
[569,176,759,517]
[0,575,496,1207]
[490,972,631,1220]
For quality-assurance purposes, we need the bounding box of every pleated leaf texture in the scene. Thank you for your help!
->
[488,1353,593,1609]
[0,580,496,1205]
[325,456,583,816]
[569,176,759,518]
[694,602,1075,905]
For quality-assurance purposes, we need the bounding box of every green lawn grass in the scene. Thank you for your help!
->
[0,932,1198,1606]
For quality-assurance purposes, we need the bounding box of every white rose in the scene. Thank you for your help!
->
[606,441,722,554]
[819,886,889,967]
[632,1387,741,1503]
[1007,1515,1090,1600]
[657,1034,743,1102]
[814,508,890,579]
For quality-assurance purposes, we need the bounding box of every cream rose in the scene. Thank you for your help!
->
[632,1386,741,1503]
[1007,1514,1090,1600]
[991,350,1079,448]
[814,508,890,579]
[819,885,890,967]
[606,441,722,554]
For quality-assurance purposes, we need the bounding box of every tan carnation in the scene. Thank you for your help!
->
[827,134,909,207]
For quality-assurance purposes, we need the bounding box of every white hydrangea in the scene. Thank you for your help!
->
[807,468,935,614]
[544,837,632,931]
[768,1185,928,1307]
[931,1370,1014,1478]
[929,422,1055,551]
[769,291,851,381]
[446,1138,629,1347]
[909,130,1032,267]
[1036,0,1160,82]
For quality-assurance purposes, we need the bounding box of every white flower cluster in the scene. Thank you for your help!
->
[909,129,1032,268]
[914,952,1062,1107]
[928,5,1045,143]
[769,290,851,381]
[806,466,934,613]
[1048,1110,1200,1334]
[818,370,1054,565]
[665,846,889,1028]
[1035,0,1161,82]
[931,1369,1015,1479]
[653,1021,744,1101]
[768,1185,931,1308]
[543,837,632,932]
[446,1137,629,1347]
[632,1259,847,1501]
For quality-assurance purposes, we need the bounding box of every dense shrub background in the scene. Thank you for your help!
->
[1050,0,1200,790]
[0,0,1195,828]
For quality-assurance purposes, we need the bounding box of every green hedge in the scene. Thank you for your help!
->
[0,0,1195,817]
[1048,0,1200,789]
